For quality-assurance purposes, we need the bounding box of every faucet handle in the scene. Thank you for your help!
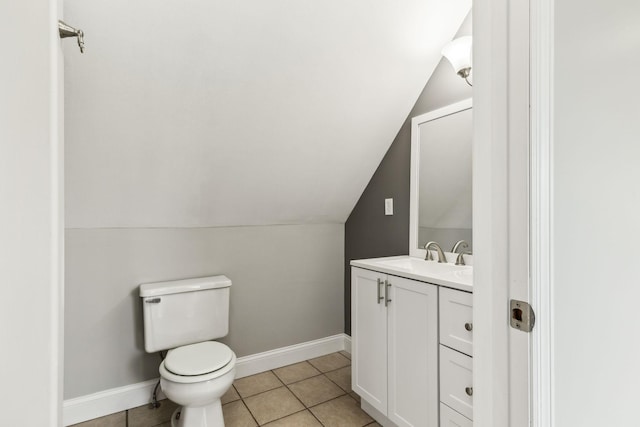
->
[451,240,469,253]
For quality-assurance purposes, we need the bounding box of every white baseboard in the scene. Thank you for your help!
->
[235,333,348,379]
[64,333,350,426]
[63,379,167,426]
[343,334,351,354]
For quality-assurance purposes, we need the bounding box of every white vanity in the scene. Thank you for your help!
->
[350,99,473,427]
[351,257,473,427]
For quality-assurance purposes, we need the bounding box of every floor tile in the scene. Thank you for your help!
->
[308,352,350,373]
[234,371,284,398]
[325,365,352,392]
[222,385,241,404]
[365,423,382,427]
[71,411,126,427]
[288,375,345,407]
[310,395,373,427]
[222,400,258,427]
[273,361,321,384]
[262,410,322,426]
[339,350,351,360]
[349,391,361,403]
[128,399,178,427]
[244,387,305,425]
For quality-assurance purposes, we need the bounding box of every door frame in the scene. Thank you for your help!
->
[472,0,551,424]
[530,0,554,425]
[1,0,64,424]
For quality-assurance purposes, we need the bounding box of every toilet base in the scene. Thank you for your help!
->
[171,401,224,427]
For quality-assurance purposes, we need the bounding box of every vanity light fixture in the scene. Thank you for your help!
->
[441,36,472,86]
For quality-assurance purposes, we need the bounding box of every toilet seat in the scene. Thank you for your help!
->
[160,342,236,384]
[165,341,233,376]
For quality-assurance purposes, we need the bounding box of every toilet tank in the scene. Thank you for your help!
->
[140,275,231,353]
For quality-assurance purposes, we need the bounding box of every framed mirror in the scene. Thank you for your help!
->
[409,99,472,259]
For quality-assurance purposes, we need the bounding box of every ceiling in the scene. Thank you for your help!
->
[64,0,471,228]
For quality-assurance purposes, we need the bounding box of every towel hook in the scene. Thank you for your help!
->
[58,20,85,53]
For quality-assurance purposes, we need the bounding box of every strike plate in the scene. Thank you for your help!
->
[510,299,535,332]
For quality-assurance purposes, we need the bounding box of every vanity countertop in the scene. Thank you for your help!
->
[351,256,472,293]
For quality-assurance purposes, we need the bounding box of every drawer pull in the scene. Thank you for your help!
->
[385,281,392,307]
[464,322,473,331]
[465,387,473,396]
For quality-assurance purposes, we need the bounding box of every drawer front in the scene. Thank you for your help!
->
[440,345,473,420]
[439,287,473,356]
[440,403,472,427]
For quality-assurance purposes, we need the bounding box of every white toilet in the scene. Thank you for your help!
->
[140,275,236,427]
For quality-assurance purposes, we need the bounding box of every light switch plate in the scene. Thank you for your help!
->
[385,198,393,215]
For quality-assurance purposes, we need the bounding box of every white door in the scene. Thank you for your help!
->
[0,0,63,425]
[474,0,532,425]
[387,276,438,427]
[351,267,388,415]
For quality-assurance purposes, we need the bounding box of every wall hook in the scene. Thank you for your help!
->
[58,20,85,53]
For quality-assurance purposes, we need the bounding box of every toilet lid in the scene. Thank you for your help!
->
[164,341,233,376]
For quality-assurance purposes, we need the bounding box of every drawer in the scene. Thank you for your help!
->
[440,345,473,420]
[440,403,472,427]
[439,287,473,356]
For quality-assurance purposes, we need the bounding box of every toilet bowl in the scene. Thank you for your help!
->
[159,341,237,427]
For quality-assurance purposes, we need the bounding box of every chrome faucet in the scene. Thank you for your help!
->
[455,251,472,266]
[424,241,446,263]
[451,240,469,254]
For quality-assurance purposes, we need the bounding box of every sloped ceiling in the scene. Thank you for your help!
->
[64,0,471,228]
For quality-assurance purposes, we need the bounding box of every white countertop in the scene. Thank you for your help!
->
[351,255,473,293]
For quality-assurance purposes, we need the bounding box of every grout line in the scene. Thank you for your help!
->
[239,399,260,426]
[281,372,324,386]
[322,372,351,394]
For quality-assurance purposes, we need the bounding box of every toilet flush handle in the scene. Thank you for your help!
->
[145,297,161,303]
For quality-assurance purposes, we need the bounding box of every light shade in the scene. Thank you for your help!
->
[441,36,472,77]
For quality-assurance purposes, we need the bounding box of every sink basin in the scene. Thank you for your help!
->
[377,258,470,274]
[351,256,473,292]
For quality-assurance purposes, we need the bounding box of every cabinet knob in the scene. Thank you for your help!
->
[465,387,473,396]
[464,322,473,331]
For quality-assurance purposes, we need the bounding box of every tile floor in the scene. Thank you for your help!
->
[73,351,381,427]
[217,351,378,427]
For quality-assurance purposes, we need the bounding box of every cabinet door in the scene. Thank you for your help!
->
[440,403,473,427]
[440,345,473,420]
[388,276,439,427]
[351,267,388,414]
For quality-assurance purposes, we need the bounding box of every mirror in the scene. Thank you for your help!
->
[409,99,472,258]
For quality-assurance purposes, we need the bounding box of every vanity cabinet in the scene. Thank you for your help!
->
[352,267,439,427]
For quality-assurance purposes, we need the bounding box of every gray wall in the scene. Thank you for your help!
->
[65,224,343,398]
[343,13,472,334]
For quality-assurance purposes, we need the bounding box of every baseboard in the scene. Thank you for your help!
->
[343,333,351,354]
[63,333,350,426]
[63,379,167,426]
[234,333,348,379]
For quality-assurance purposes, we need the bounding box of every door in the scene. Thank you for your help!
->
[474,0,531,424]
[387,276,438,427]
[0,0,63,425]
[351,267,388,414]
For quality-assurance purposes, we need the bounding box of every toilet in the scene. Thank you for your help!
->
[140,275,236,427]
